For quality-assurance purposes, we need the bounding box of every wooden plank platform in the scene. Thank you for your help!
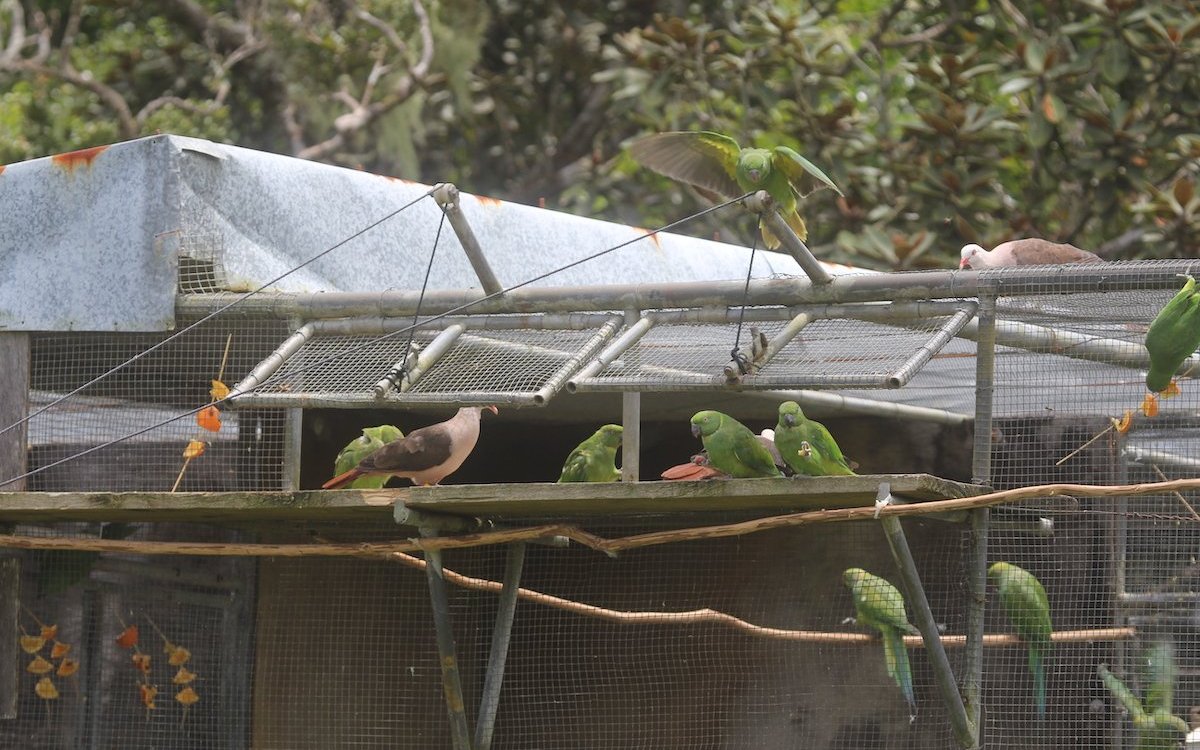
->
[404,474,990,519]
[0,475,989,523]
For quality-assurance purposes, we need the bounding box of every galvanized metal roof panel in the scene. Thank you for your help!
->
[2,133,856,332]
[0,138,180,331]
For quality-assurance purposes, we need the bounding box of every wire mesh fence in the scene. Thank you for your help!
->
[6,265,1200,748]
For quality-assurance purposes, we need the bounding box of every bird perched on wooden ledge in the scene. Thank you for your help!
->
[322,406,498,488]
[959,238,1102,269]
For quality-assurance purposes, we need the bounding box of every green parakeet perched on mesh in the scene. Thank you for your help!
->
[558,424,623,483]
[689,411,783,478]
[773,401,855,476]
[843,567,919,716]
[989,562,1052,719]
[332,425,405,489]
[1098,640,1190,750]
[629,131,841,248]
[1145,275,1200,394]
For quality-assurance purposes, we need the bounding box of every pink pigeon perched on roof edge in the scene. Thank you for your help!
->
[959,239,1102,269]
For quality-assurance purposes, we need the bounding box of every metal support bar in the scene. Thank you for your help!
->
[965,292,995,745]
[1122,445,1200,471]
[956,317,1178,374]
[398,324,467,393]
[567,315,655,390]
[622,391,640,482]
[228,323,315,399]
[474,542,526,750]
[421,531,475,750]
[434,183,504,296]
[532,316,623,405]
[725,312,814,382]
[178,260,1198,320]
[878,486,977,749]
[744,191,833,285]
[396,503,483,532]
[887,304,977,388]
[313,312,619,335]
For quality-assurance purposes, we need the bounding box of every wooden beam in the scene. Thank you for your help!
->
[0,333,29,490]
[0,475,988,522]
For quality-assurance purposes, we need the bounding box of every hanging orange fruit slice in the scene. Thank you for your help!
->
[116,624,139,649]
[1112,410,1134,434]
[56,658,79,678]
[39,624,58,641]
[172,666,197,685]
[1141,392,1160,417]
[196,405,222,432]
[27,656,53,674]
[182,440,207,460]
[139,683,158,710]
[35,677,59,700]
[50,641,71,659]
[1162,380,1182,399]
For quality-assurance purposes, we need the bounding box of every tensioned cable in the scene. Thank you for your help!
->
[0,192,755,487]
[0,187,439,441]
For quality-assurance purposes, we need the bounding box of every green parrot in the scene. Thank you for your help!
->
[1098,640,1190,750]
[773,401,855,476]
[989,562,1052,719]
[558,424,623,483]
[629,131,841,249]
[843,567,919,716]
[332,425,405,489]
[1145,275,1200,393]
[689,411,783,478]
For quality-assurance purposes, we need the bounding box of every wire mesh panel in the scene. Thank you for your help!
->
[575,307,974,391]
[26,316,291,492]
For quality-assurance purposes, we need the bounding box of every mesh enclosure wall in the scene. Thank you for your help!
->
[6,266,1200,748]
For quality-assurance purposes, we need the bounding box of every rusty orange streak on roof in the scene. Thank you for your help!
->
[476,195,503,207]
[51,145,109,172]
[633,226,663,249]
[0,164,5,176]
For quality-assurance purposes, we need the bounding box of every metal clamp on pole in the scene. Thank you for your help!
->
[742,190,833,286]
[433,183,504,296]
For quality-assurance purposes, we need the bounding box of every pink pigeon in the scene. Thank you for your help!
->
[959,238,1102,269]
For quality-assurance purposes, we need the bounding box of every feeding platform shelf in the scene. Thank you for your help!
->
[0,475,988,524]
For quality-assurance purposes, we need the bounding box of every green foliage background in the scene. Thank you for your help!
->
[2,0,1197,267]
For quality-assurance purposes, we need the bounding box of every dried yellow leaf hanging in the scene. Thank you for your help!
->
[34,677,59,700]
[20,635,45,654]
[172,666,197,685]
[210,380,230,401]
[26,656,53,674]
[175,687,200,706]
[167,645,191,666]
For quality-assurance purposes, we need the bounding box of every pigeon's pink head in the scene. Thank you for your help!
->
[959,244,986,269]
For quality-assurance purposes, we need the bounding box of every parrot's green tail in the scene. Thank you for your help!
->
[1029,646,1046,720]
[884,630,916,716]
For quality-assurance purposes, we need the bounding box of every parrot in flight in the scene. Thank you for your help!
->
[773,401,855,476]
[689,411,783,478]
[330,425,405,489]
[843,567,919,717]
[558,424,623,482]
[1144,275,1200,395]
[1098,640,1189,750]
[629,131,841,249]
[989,562,1052,719]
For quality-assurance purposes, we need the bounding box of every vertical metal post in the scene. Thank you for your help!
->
[622,393,641,482]
[422,531,474,750]
[965,292,996,740]
[0,333,28,717]
[474,543,526,750]
[1109,425,1130,750]
[0,556,17,720]
[880,503,977,749]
